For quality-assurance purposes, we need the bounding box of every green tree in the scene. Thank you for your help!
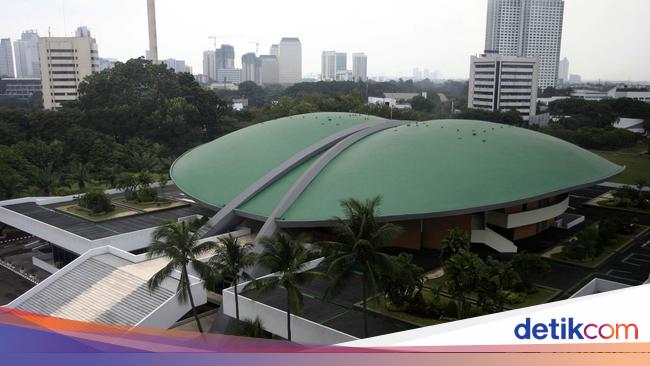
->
[440,228,471,262]
[510,253,549,292]
[147,221,214,333]
[79,190,114,214]
[381,253,425,309]
[203,235,256,322]
[251,232,319,342]
[237,317,268,338]
[444,249,484,319]
[317,196,402,338]
[68,162,94,191]
[33,162,62,196]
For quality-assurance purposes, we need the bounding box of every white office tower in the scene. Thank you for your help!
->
[278,38,302,84]
[352,52,367,81]
[484,0,564,89]
[336,52,347,71]
[147,0,158,63]
[468,53,539,121]
[38,34,99,109]
[259,55,279,85]
[13,30,40,78]
[241,52,260,84]
[321,51,336,81]
[0,38,15,78]
[558,57,569,85]
[203,50,217,81]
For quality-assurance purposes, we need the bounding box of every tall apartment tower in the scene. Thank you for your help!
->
[0,38,15,78]
[467,53,539,121]
[259,55,279,85]
[147,0,158,63]
[336,52,347,72]
[278,38,302,84]
[352,53,367,81]
[38,34,99,109]
[202,50,217,81]
[484,0,564,89]
[14,30,40,78]
[241,52,260,84]
[321,51,337,81]
[558,57,569,85]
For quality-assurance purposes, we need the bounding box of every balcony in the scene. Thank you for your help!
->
[486,196,569,229]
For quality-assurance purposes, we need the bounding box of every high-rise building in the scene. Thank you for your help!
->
[467,53,539,121]
[569,74,581,84]
[38,33,99,109]
[147,0,158,63]
[278,38,302,84]
[212,44,235,70]
[321,51,337,81]
[269,44,279,57]
[241,52,260,84]
[14,30,40,79]
[352,53,367,81]
[203,50,216,81]
[484,0,564,89]
[75,26,92,38]
[216,68,242,84]
[98,57,117,71]
[336,52,347,71]
[259,55,279,85]
[558,57,569,85]
[0,38,15,78]
[162,58,191,73]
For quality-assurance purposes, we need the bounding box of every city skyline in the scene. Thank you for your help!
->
[1,0,649,81]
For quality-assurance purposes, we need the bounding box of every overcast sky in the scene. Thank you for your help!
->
[2,0,649,81]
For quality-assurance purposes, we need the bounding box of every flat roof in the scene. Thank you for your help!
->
[3,187,213,240]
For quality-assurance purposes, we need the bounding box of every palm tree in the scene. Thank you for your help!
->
[251,232,319,342]
[68,162,94,191]
[204,235,256,322]
[147,221,214,333]
[33,162,62,196]
[317,196,402,338]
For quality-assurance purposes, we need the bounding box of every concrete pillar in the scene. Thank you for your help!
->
[147,0,158,63]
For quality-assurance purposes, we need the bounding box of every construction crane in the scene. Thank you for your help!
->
[208,35,243,49]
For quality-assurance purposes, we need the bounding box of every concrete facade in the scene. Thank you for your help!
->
[484,0,564,89]
[278,38,302,84]
[13,30,40,79]
[0,38,15,78]
[38,35,99,109]
[352,53,367,81]
[468,53,539,121]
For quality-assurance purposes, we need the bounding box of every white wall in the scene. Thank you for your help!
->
[222,257,358,344]
[487,196,569,229]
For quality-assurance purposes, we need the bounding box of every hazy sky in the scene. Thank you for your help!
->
[2,0,649,81]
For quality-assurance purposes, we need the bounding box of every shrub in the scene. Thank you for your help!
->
[510,252,549,292]
[382,253,425,309]
[562,225,601,260]
[442,300,458,318]
[136,186,158,203]
[440,228,471,262]
[79,190,114,214]
[503,290,527,305]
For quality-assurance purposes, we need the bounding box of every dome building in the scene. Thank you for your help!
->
[171,112,622,253]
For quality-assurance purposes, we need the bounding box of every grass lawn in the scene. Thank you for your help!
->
[113,198,189,212]
[595,152,650,184]
[507,286,560,309]
[614,144,649,154]
[57,204,138,222]
[550,225,648,268]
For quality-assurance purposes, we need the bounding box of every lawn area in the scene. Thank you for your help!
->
[595,152,650,184]
[57,204,138,222]
[614,144,649,154]
[113,198,189,212]
[507,286,560,309]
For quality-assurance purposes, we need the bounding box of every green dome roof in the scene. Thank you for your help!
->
[171,112,623,224]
